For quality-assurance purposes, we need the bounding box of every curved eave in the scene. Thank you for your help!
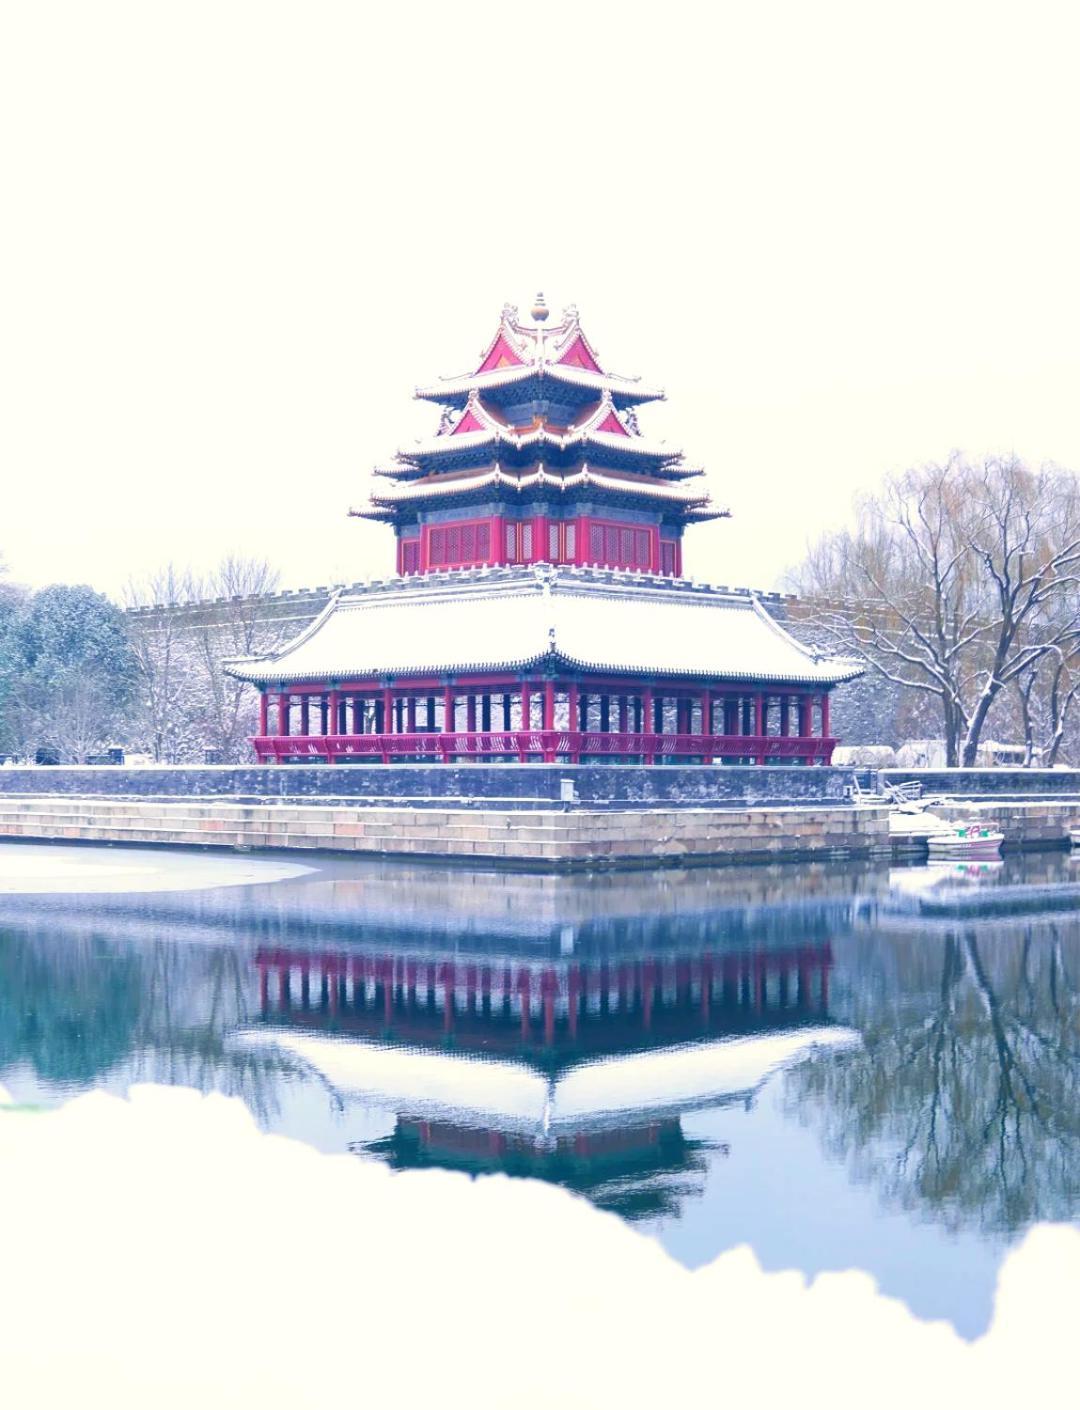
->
[228,645,861,689]
[415,364,665,408]
[349,507,396,522]
[398,430,683,466]
[376,458,704,483]
[361,469,713,511]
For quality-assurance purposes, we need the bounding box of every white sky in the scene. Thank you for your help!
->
[2,1,1079,600]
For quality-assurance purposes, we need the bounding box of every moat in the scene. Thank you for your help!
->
[1,843,1077,1339]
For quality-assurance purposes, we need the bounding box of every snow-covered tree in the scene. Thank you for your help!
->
[2,584,137,762]
[789,455,1080,766]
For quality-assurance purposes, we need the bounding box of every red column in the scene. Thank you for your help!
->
[278,692,290,736]
[519,682,531,761]
[299,696,310,736]
[799,694,811,736]
[642,686,654,765]
[567,682,580,762]
[406,697,416,733]
[723,696,738,739]
[543,680,555,729]
[618,695,628,735]
[754,691,765,765]
[381,688,394,764]
[258,692,268,736]
[700,688,712,763]
[466,694,477,732]
[798,694,812,765]
[442,685,454,763]
[327,689,339,736]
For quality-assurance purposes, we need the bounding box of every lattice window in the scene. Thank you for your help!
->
[401,539,419,575]
[565,524,576,560]
[520,523,533,560]
[660,539,677,576]
[506,523,517,561]
[635,530,650,569]
[589,524,604,561]
[549,523,560,561]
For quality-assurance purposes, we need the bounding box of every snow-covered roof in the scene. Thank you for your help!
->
[397,391,681,466]
[232,1027,860,1135]
[414,302,665,407]
[225,566,862,687]
[362,465,718,510]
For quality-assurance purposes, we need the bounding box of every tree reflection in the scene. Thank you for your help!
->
[0,930,333,1122]
[788,925,1080,1232]
[0,931,143,1086]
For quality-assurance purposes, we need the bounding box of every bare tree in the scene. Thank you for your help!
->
[958,459,1080,764]
[47,673,125,764]
[124,565,206,763]
[1014,645,1080,767]
[789,455,1080,766]
[189,556,282,762]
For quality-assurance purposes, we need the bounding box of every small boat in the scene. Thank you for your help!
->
[926,821,1004,859]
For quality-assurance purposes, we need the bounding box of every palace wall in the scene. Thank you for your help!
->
[0,762,856,807]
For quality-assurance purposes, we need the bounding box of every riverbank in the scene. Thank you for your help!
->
[0,794,889,868]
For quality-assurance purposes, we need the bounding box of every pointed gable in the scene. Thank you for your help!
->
[556,333,602,373]
[452,408,486,435]
[594,409,628,437]
[476,332,526,374]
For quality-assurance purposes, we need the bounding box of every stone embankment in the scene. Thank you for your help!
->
[0,795,889,869]
[881,768,1080,855]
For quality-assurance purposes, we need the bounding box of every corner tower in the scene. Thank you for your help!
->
[351,299,723,577]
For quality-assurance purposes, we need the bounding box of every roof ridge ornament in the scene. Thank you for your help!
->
[530,291,549,323]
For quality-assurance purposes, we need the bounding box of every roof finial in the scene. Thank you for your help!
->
[530,291,549,323]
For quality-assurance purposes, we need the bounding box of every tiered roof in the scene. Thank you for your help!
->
[226,565,862,686]
[353,297,722,525]
[413,301,666,409]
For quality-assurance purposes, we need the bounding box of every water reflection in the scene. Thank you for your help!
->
[0,851,1078,1331]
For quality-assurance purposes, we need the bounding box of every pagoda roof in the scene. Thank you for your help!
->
[415,302,665,408]
[356,464,721,516]
[233,1026,859,1137]
[396,391,683,469]
[224,566,862,687]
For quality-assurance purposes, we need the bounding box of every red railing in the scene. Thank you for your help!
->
[252,731,835,764]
